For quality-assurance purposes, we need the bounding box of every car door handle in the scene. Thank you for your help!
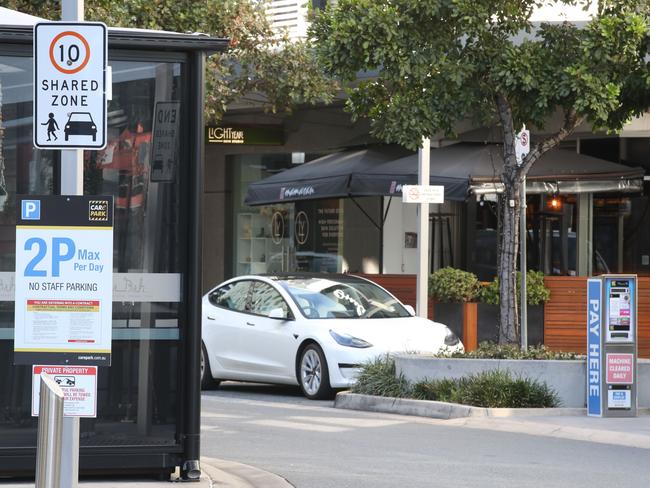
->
[207,316,216,321]
[246,321,255,326]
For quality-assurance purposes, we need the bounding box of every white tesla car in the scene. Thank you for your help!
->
[201,274,464,399]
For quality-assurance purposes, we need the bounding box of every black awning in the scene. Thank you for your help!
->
[244,146,411,205]
[349,157,470,201]
[245,143,644,206]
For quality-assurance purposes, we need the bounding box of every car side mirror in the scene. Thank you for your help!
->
[268,307,292,320]
[403,305,416,316]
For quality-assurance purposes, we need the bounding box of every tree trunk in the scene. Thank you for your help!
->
[494,94,585,346]
[497,181,520,344]
[495,93,521,344]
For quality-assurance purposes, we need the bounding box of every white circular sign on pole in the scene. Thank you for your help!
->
[33,22,107,149]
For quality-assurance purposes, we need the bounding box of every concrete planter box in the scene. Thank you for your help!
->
[395,355,650,408]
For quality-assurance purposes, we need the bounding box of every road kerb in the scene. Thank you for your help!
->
[334,391,650,419]
[201,457,294,488]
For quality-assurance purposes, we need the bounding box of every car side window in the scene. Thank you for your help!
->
[208,281,252,312]
[250,282,290,318]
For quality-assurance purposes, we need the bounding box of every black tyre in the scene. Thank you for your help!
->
[298,344,333,400]
[200,343,221,390]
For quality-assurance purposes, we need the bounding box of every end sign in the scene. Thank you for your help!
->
[34,22,107,149]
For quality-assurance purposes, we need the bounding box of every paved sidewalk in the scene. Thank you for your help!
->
[336,392,650,449]
[0,457,293,487]
[444,414,650,449]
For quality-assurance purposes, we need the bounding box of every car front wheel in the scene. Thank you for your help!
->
[298,344,333,400]
[201,343,221,390]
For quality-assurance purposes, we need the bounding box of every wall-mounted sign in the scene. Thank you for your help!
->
[295,211,309,245]
[401,185,444,204]
[150,101,180,182]
[271,212,285,245]
[14,196,114,366]
[206,126,283,145]
[33,22,107,149]
[32,366,98,418]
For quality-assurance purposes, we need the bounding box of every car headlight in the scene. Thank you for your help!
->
[444,329,460,346]
[329,330,372,348]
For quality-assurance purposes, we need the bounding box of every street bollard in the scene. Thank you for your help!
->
[36,373,64,488]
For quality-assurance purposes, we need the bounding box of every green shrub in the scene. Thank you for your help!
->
[442,341,583,360]
[452,370,560,408]
[478,270,551,306]
[353,357,561,408]
[352,355,412,398]
[411,378,459,403]
[428,267,480,303]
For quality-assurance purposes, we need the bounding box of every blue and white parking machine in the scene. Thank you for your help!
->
[587,275,637,417]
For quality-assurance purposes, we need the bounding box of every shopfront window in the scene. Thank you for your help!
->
[0,54,187,448]
[471,193,579,280]
[0,53,56,445]
[229,153,345,276]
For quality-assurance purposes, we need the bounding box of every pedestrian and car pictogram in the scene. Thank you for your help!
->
[33,22,107,149]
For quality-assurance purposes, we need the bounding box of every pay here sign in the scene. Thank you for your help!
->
[34,22,107,149]
[14,196,113,366]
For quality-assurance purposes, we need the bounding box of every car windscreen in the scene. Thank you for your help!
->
[69,113,92,122]
[278,277,410,319]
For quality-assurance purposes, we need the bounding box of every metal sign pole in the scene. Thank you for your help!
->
[515,127,529,350]
[59,3,83,488]
[520,177,527,350]
[416,137,430,318]
[36,374,64,488]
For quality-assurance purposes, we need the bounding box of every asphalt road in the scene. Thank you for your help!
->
[201,382,650,488]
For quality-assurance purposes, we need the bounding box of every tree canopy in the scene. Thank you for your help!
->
[311,0,650,343]
[3,0,337,122]
[311,0,650,149]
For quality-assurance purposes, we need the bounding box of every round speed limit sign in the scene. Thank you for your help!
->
[49,31,91,74]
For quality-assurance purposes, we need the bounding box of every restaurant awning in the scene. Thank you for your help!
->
[244,146,468,206]
[244,143,644,206]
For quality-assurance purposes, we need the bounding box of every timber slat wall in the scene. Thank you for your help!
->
[356,274,650,358]
[544,276,650,358]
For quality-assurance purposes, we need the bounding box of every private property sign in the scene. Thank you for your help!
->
[34,22,107,149]
[32,365,98,417]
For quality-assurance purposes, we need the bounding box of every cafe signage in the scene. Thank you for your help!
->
[206,126,283,146]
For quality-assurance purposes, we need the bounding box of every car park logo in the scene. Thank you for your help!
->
[88,200,109,221]
[21,200,41,220]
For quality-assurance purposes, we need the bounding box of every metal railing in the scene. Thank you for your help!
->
[36,373,64,488]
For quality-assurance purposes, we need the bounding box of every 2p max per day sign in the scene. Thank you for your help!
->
[34,22,107,149]
[14,196,114,366]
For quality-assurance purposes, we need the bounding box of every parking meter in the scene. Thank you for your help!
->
[587,275,637,417]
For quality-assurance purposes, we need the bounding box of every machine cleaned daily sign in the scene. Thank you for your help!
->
[33,22,107,149]
[14,196,113,366]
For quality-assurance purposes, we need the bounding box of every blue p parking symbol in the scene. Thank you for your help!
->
[21,200,41,220]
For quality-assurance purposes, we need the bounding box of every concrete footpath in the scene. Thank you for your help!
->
[0,457,293,487]
[335,392,650,450]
